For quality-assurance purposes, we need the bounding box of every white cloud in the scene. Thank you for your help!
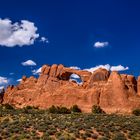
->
[17,79,22,82]
[110,65,129,71]
[70,66,81,70]
[0,76,8,85]
[94,41,109,48]
[32,67,42,75]
[85,64,111,73]
[0,18,39,47]
[70,74,80,79]
[0,86,4,90]
[84,64,129,73]
[21,60,37,66]
[40,37,49,43]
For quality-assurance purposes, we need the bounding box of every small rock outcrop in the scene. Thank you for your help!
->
[1,64,140,114]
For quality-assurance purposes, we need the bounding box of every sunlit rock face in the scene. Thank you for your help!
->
[2,64,140,114]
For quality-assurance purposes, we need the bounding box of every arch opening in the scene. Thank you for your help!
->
[69,74,83,85]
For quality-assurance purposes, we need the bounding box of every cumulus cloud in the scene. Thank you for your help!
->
[0,76,13,89]
[110,65,129,71]
[84,64,129,73]
[21,60,37,66]
[69,64,128,73]
[32,67,42,75]
[40,37,49,43]
[0,76,9,90]
[0,18,39,47]
[0,76,8,85]
[0,86,4,90]
[85,64,110,73]
[94,41,109,48]
[70,74,80,79]
[17,79,22,82]
[70,66,81,70]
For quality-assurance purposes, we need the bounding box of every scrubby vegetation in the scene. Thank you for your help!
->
[92,105,105,114]
[48,105,81,114]
[48,105,71,114]
[70,105,82,113]
[2,103,15,110]
[0,104,140,140]
[132,108,140,116]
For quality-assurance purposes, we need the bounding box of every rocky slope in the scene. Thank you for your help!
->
[1,64,140,114]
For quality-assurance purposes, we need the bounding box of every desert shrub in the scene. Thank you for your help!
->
[47,129,57,135]
[3,104,14,110]
[56,132,61,137]
[22,108,29,113]
[70,105,81,113]
[57,106,71,114]
[48,105,58,113]
[22,105,38,113]
[132,108,140,116]
[25,106,33,109]
[91,133,98,139]
[48,105,71,114]
[98,137,109,140]
[112,133,127,140]
[92,105,105,114]
[80,133,88,140]
[85,131,91,137]
[24,106,38,110]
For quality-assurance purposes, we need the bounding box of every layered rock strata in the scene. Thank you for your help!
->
[1,64,140,114]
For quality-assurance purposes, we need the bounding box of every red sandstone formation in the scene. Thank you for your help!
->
[1,64,140,114]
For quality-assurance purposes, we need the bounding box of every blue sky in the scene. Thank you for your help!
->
[0,0,140,88]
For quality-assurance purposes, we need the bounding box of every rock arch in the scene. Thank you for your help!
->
[58,68,92,84]
[40,64,92,84]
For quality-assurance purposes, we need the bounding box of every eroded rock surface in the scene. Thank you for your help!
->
[1,64,140,114]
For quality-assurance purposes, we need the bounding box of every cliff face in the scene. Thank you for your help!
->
[1,64,140,113]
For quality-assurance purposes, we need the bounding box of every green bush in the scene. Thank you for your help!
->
[22,106,34,113]
[92,105,105,114]
[3,104,14,110]
[48,105,71,114]
[48,105,58,113]
[23,106,38,110]
[112,133,127,140]
[57,106,71,114]
[132,108,140,116]
[26,106,33,109]
[70,105,81,113]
